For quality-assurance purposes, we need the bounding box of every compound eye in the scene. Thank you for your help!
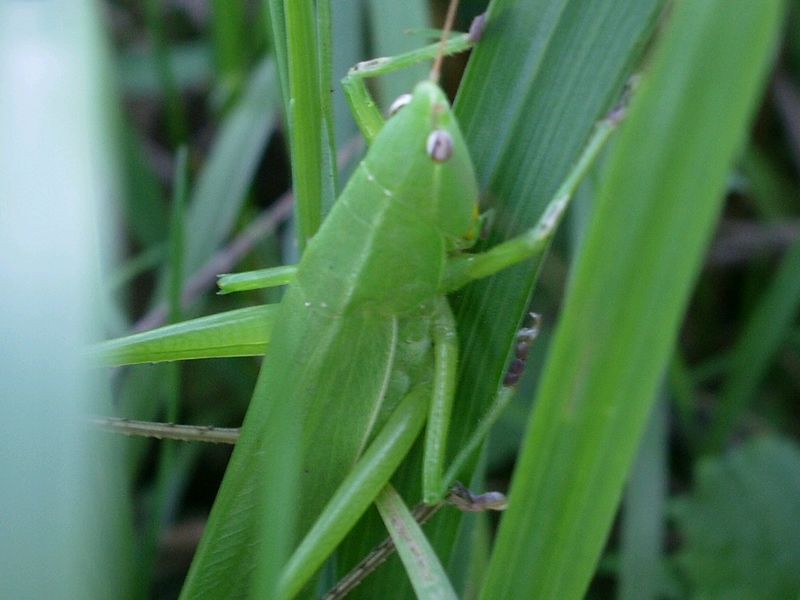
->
[388,93,413,116]
[426,129,453,162]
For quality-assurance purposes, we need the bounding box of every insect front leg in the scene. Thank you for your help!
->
[342,14,485,143]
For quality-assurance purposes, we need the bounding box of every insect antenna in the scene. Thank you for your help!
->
[428,0,461,83]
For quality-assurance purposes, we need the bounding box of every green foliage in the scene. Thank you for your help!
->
[675,436,800,599]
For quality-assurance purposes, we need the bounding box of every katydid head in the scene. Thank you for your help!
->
[370,81,478,249]
[362,0,478,247]
[338,79,478,315]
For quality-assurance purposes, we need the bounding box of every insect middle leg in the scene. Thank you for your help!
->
[440,100,628,293]
[423,297,459,503]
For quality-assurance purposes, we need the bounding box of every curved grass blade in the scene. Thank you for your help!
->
[480,2,785,598]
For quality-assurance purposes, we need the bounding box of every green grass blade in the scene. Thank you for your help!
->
[93,305,278,365]
[0,2,135,596]
[265,0,289,115]
[331,1,365,156]
[479,2,785,598]
[449,0,663,477]
[168,146,189,327]
[705,231,800,453]
[142,146,190,590]
[618,400,668,600]
[118,121,167,248]
[210,0,248,99]
[183,57,277,277]
[284,1,325,249]
[317,0,338,215]
[375,485,458,600]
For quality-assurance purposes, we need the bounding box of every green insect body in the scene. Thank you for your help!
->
[181,81,481,599]
[84,5,628,595]
[92,53,623,596]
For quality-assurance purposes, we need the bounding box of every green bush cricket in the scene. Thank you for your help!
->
[94,3,629,597]
[183,9,495,595]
